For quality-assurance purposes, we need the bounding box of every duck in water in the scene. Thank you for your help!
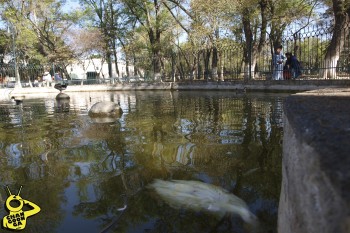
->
[148,179,256,223]
[54,83,68,92]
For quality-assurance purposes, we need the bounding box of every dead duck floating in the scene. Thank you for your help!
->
[148,179,256,223]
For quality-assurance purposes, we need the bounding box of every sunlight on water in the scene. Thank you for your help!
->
[0,91,285,233]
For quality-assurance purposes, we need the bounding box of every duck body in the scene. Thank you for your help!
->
[149,179,256,223]
[54,83,68,92]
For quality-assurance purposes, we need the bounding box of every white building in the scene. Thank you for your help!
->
[66,58,135,80]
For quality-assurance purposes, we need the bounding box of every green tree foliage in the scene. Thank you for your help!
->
[121,0,176,76]
[0,29,10,63]
[0,0,347,79]
[79,0,123,77]
[321,0,349,78]
[1,0,84,65]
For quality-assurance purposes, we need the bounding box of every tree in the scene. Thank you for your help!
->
[322,0,349,79]
[268,0,321,49]
[231,0,268,80]
[2,0,82,64]
[80,0,119,78]
[188,0,238,80]
[122,0,175,78]
[0,29,11,64]
[163,0,239,80]
[67,28,106,78]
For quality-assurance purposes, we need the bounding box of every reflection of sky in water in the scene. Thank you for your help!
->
[5,143,22,167]
[57,183,100,233]
[0,91,285,233]
[73,162,92,176]
[9,114,21,124]
[176,143,195,165]
[44,99,55,114]
[177,118,194,134]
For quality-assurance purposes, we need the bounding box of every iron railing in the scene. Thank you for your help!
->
[160,23,349,81]
[0,23,349,88]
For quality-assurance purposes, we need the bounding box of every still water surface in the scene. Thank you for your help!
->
[0,91,284,233]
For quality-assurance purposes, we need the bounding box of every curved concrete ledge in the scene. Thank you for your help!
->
[279,89,350,233]
[174,80,350,92]
[1,80,350,101]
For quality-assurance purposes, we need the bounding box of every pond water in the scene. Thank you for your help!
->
[0,91,285,233]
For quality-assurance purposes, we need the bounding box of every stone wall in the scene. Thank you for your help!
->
[278,91,350,233]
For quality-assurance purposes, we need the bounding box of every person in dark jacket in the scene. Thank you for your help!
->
[285,52,302,79]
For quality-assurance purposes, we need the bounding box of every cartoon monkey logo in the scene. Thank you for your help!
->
[2,185,40,231]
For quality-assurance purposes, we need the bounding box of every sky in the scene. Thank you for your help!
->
[62,0,81,13]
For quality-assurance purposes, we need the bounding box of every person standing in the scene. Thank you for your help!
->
[54,72,62,81]
[285,52,302,79]
[33,78,39,87]
[43,71,52,87]
[272,45,285,80]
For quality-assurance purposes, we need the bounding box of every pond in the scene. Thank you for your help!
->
[0,91,285,233]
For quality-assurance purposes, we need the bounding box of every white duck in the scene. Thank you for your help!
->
[149,179,256,223]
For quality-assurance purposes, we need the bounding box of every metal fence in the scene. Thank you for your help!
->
[160,23,350,81]
[0,23,349,88]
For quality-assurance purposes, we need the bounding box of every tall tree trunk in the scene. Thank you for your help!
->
[112,39,120,78]
[197,51,202,80]
[152,48,162,78]
[250,51,258,79]
[150,0,162,80]
[211,47,218,80]
[133,52,137,76]
[268,0,286,69]
[148,28,162,79]
[270,24,284,51]
[321,0,349,79]
[118,38,130,77]
[106,50,112,78]
[204,49,211,81]
[241,0,268,80]
[242,9,253,81]
[190,53,197,80]
[125,55,130,77]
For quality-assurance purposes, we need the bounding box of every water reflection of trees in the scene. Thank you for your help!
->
[0,92,284,233]
[111,91,284,232]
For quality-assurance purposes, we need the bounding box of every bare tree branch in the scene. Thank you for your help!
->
[166,0,193,19]
[162,1,189,33]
